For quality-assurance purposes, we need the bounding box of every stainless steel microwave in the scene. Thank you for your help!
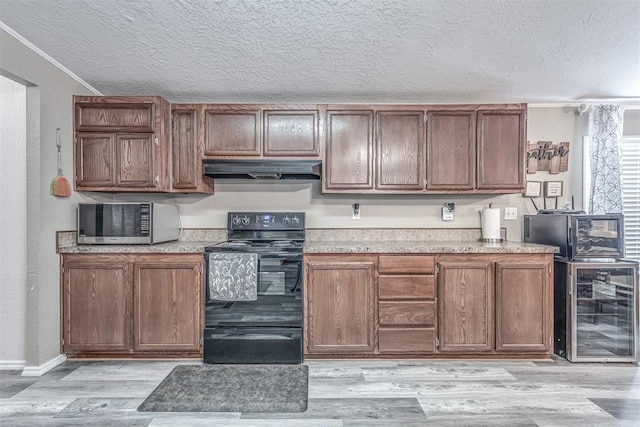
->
[77,203,180,245]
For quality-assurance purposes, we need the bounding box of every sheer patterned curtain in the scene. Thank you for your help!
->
[589,105,625,214]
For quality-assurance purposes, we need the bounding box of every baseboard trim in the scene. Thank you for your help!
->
[0,360,27,370]
[21,354,67,376]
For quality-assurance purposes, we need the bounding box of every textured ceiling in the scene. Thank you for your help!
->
[1,0,639,103]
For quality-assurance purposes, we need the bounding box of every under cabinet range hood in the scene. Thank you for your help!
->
[202,159,322,180]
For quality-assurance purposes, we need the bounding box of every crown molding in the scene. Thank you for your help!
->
[0,21,101,95]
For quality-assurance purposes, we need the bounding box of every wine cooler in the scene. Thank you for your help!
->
[554,259,638,362]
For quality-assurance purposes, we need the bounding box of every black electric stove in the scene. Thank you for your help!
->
[203,212,305,364]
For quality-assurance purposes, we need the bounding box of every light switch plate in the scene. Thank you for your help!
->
[352,203,360,220]
[504,207,518,220]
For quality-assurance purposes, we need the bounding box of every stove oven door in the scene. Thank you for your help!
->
[203,326,302,364]
[204,251,303,364]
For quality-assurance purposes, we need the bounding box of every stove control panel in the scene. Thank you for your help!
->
[228,212,305,230]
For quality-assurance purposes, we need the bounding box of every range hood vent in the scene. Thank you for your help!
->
[203,159,322,180]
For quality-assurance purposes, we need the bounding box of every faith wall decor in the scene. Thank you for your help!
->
[527,141,570,174]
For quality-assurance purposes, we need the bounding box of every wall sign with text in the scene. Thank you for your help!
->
[527,141,570,174]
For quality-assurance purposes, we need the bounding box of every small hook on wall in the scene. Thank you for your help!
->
[576,104,587,116]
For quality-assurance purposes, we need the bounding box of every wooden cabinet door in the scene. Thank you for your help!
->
[324,110,374,191]
[62,258,131,352]
[172,107,199,190]
[438,260,494,352]
[115,133,156,187]
[203,108,261,156]
[263,110,319,156]
[75,102,154,132]
[426,111,476,190]
[73,96,171,193]
[133,255,203,352]
[495,260,552,353]
[304,255,376,354]
[477,109,526,190]
[376,111,425,191]
[171,107,214,193]
[75,132,116,188]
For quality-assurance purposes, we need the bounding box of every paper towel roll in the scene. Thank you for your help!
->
[481,207,501,241]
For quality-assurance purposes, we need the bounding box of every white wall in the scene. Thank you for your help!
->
[0,26,95,369]
[0,75,27,366]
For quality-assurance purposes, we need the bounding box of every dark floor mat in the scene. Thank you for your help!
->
[137,364,308,413]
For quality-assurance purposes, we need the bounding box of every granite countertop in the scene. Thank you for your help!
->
[57,229,558,255]
[303,240,559,254]
[60,240,558,254]
[57,240,221,254]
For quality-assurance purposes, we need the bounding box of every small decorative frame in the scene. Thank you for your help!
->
[524,181,542,197]
[544,181,563,198]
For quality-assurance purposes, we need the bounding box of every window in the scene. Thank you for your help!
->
[620,109,640,260]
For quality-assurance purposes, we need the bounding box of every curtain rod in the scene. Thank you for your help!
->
[579,98,640,105]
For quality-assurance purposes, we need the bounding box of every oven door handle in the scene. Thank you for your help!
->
[212,333,295,340]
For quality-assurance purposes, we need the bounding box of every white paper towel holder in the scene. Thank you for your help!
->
[479,203,504,243]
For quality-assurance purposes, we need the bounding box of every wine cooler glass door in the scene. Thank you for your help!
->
[571,263,638,361]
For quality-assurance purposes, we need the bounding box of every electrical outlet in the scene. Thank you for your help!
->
[352,203,360,220]
[504,207,518,220]
[441,202,455,221]
[441,206,454,221]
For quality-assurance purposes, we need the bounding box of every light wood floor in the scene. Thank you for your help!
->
[1,357,639,426]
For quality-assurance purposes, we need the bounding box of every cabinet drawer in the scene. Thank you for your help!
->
[379,275,435,299]
[378,328,436,353]
[378,255,435,274]
[379,301,435,326]
[76,103,154,132]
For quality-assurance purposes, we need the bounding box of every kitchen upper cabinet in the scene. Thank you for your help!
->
[73,96,171,192]
[75,102,154,132]
[202,105,321,158]
[263,110,319,156]
[203,107,261,156]
[171,105,214,193]
[495,260,552,353]
[61,257,131,353]
[116,133,156,187]
[437,260,494,353]
[75,133,116,187]
[61,253,203,358]
[376,111,425,191]
[323,110,374,191]
[304,254,377,354]
[133,255,203,352]
[76,132,156,188]
[426,110,476,190]
[477,108,526,190]
[321,104,525,194]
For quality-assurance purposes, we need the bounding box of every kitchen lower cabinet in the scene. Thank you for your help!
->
[437,254,553,356]
[377,255,437,354]
[133,257,202,352]
[437,260,494,352]
[495,260,552,352]
[304,254,377,355]
[62,257,131,353]
[61,253,203,358]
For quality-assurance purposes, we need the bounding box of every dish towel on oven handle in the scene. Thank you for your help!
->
[208,252,258,301]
